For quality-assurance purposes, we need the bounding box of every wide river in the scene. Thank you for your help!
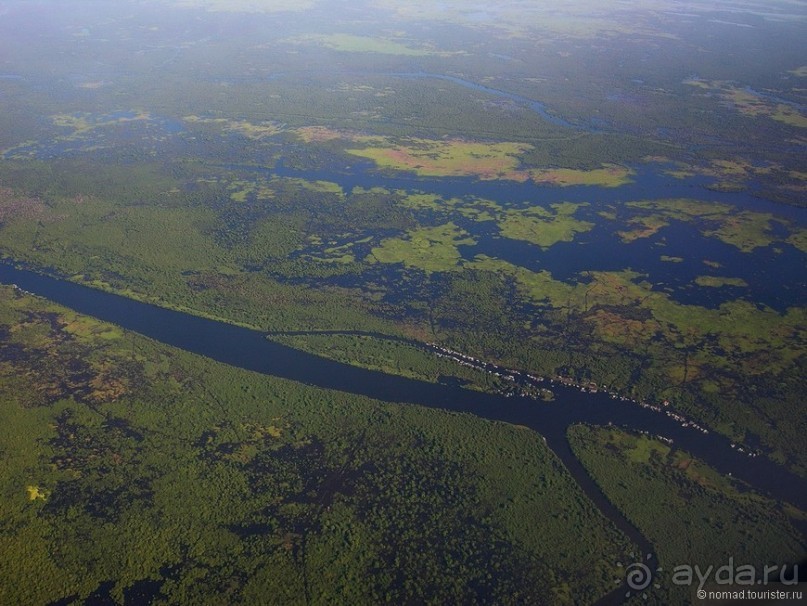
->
[0,262,804,605]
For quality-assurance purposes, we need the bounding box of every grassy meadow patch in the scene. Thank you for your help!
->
[345,136,633,185]
[369,223,474,272]
[693,275,748,288]
[498,202,594,248]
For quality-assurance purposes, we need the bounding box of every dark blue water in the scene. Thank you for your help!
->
[465,218,805,312]
[5,70,804,312]
[236,160,806,312]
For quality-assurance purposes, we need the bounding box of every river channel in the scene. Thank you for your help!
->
[1,262,804,605]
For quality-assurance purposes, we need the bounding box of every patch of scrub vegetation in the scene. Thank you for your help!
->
[623,199,794,252]
[694,276,748,288]
[616,214,669,243]
[685,78,807,128]
[568,425,805,605]
[51,111,154,136]
[346,137,530,179]
[368,223,475,272]
[26,486,47,501]
[345,136,633,185]
[702,211,782,252]
[498,202,594,248]
[0,287,632,606]
[183,116,284,139]
[660,255,683,263]
[3,111,165,159]
[528,165,633,187]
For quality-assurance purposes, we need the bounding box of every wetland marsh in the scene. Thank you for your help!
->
[0,0,805,604]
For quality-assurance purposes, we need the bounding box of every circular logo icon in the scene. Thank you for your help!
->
[625,562,653,592]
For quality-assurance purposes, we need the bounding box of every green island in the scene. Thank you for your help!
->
[694,275,748,288]
[0,0,804,603]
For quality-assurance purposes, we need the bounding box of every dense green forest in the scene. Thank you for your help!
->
[568,425,806,604]
[0,285,633,604]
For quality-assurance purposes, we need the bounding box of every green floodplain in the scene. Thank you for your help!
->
[0,0,805,604]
